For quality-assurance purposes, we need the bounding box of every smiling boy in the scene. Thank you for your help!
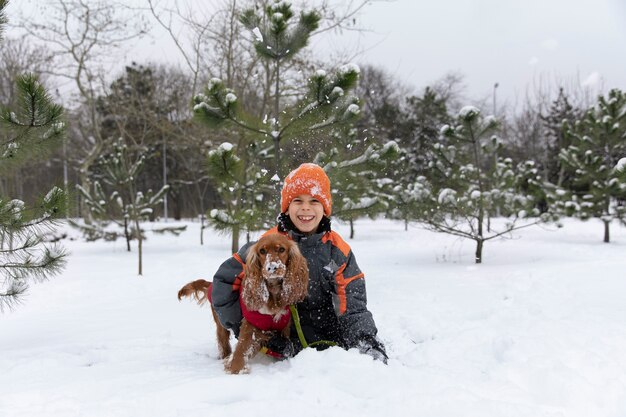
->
[210,163,387,362]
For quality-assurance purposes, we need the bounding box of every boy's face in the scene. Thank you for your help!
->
[287,194,324,234]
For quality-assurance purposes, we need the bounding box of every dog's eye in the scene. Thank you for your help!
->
[259,248,267,255]
[279,247,285,253]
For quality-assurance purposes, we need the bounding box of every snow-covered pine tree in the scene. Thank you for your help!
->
[193,1,362,252]
[391,87,452,227]
[238,0,320,178]
[205,141,274,249]
[0,0,68,311]
[558,89,626,243]
[402,87,452,182]
[401,106,552,263]
[74,138,169,275]
[540,88,582,186]
[314,132,400,238]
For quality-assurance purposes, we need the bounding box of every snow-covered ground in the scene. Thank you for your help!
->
[2,218,626,417]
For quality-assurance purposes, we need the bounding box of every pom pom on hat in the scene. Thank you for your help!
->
[281,163,332,216]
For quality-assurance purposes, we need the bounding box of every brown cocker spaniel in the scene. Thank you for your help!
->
[178,233,309,374]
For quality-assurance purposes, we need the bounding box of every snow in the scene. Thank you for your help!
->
[347,103,360,115]
[207,78,222,91]
[209,209,232,223]
[338,63,360,76]
[43,186,62,204]
[8,111,19,123]
[459,105,480,119]
[342,197,377,210]
[6,199,25,220]
[331,86,344,97]
[193,102,209,112]
[438,188,457,205]
[219,142,233,152]
[616,157,626,172]
[252,27,263,42]
[2,218,626,417]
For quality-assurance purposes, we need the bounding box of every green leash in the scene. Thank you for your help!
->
[289,305,337,349]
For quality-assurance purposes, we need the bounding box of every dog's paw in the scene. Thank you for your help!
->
[223,354,249,374]
[224,365,250,375]
[217,348,232,360]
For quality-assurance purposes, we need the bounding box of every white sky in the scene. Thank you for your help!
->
[6,0,626,110]
[317,0,626,107]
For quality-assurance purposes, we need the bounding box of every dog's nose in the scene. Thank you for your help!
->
[264,256,285,275]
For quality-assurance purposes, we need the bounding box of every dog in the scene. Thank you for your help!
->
[178,233,309,374]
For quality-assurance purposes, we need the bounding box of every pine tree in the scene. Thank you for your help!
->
[391,87,452,226]
[0,0,68,310]
[401,106,554,263]
[314,133,400,238]
[205,141,275,247]
[193,1,362,251]
[402,87,452,181]
[540,88,582,186]
[558,89,626,242]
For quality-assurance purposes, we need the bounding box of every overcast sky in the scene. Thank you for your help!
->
[7,0,626,110]
[316,0,626,108]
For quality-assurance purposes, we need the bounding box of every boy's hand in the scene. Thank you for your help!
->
[265,335,295,358]
[358,336,388,364]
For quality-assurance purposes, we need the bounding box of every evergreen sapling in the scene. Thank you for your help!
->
[0,0,68,310]
[558,89,626,242]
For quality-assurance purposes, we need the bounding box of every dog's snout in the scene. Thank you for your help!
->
[263,254,286,278]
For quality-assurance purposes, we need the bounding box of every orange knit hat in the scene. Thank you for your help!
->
[281,163,332,216]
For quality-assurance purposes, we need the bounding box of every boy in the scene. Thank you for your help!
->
[210,163,387,362]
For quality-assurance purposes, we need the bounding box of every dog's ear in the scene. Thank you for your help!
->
[242,241,267,310]
[283,241,309,304]
[245,242,261,273]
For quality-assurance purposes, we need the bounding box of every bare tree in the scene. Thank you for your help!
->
[16,0,148,221]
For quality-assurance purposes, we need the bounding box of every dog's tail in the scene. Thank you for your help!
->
[177,279,212,306]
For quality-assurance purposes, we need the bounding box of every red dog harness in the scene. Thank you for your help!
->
[206,283,291,331]
[239,296,291,331]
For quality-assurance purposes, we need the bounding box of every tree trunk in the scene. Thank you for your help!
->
[200,214,205,246]
[78,141,103,224]
[604,220,610,243]
[349,218,354,239]
[231,224,240,253]
[124,217,131,252]
[475,239,483,264]
[135,218,143,276]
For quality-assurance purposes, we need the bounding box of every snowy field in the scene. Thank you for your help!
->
[2,218,626,417]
